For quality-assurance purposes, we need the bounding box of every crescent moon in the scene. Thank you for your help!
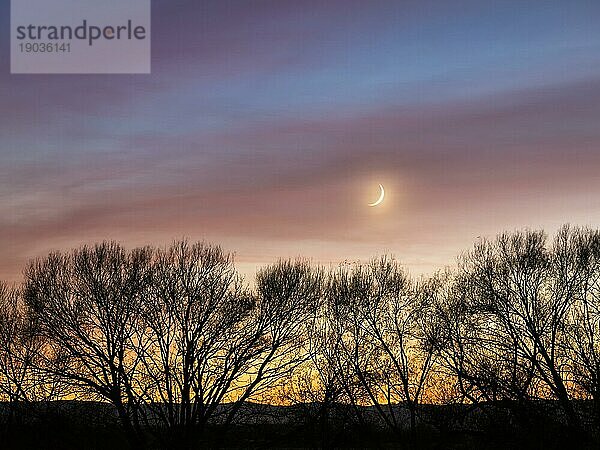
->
[368,184,385,207]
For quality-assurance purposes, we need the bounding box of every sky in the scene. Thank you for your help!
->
[1,0,600,282]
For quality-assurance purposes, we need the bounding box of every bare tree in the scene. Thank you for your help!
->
[326,257,438,435]
[0,284,36,423]
[0,282,63,431]
[23,242,153,449]
[133,241,254,446]
[0,284,30,406]
[276,270,365,447]
[134,244,322,448]
[224,258,323,421]
[558,228,600,429]
[433,269,540,430]
[455,228,583,430]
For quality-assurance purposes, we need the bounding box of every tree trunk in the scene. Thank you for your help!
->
[115,402,145,450]
[408,401,417,449]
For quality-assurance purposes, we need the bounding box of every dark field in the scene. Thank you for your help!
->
[1,401,598,449]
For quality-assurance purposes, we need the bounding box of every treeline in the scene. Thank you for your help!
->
[1,225,600,448]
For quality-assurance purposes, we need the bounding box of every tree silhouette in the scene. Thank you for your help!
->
[325,257,438,435]
[0,228,599,448]
[132,241,253,447]
[559,228,600,429]
[23,243,153,449]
